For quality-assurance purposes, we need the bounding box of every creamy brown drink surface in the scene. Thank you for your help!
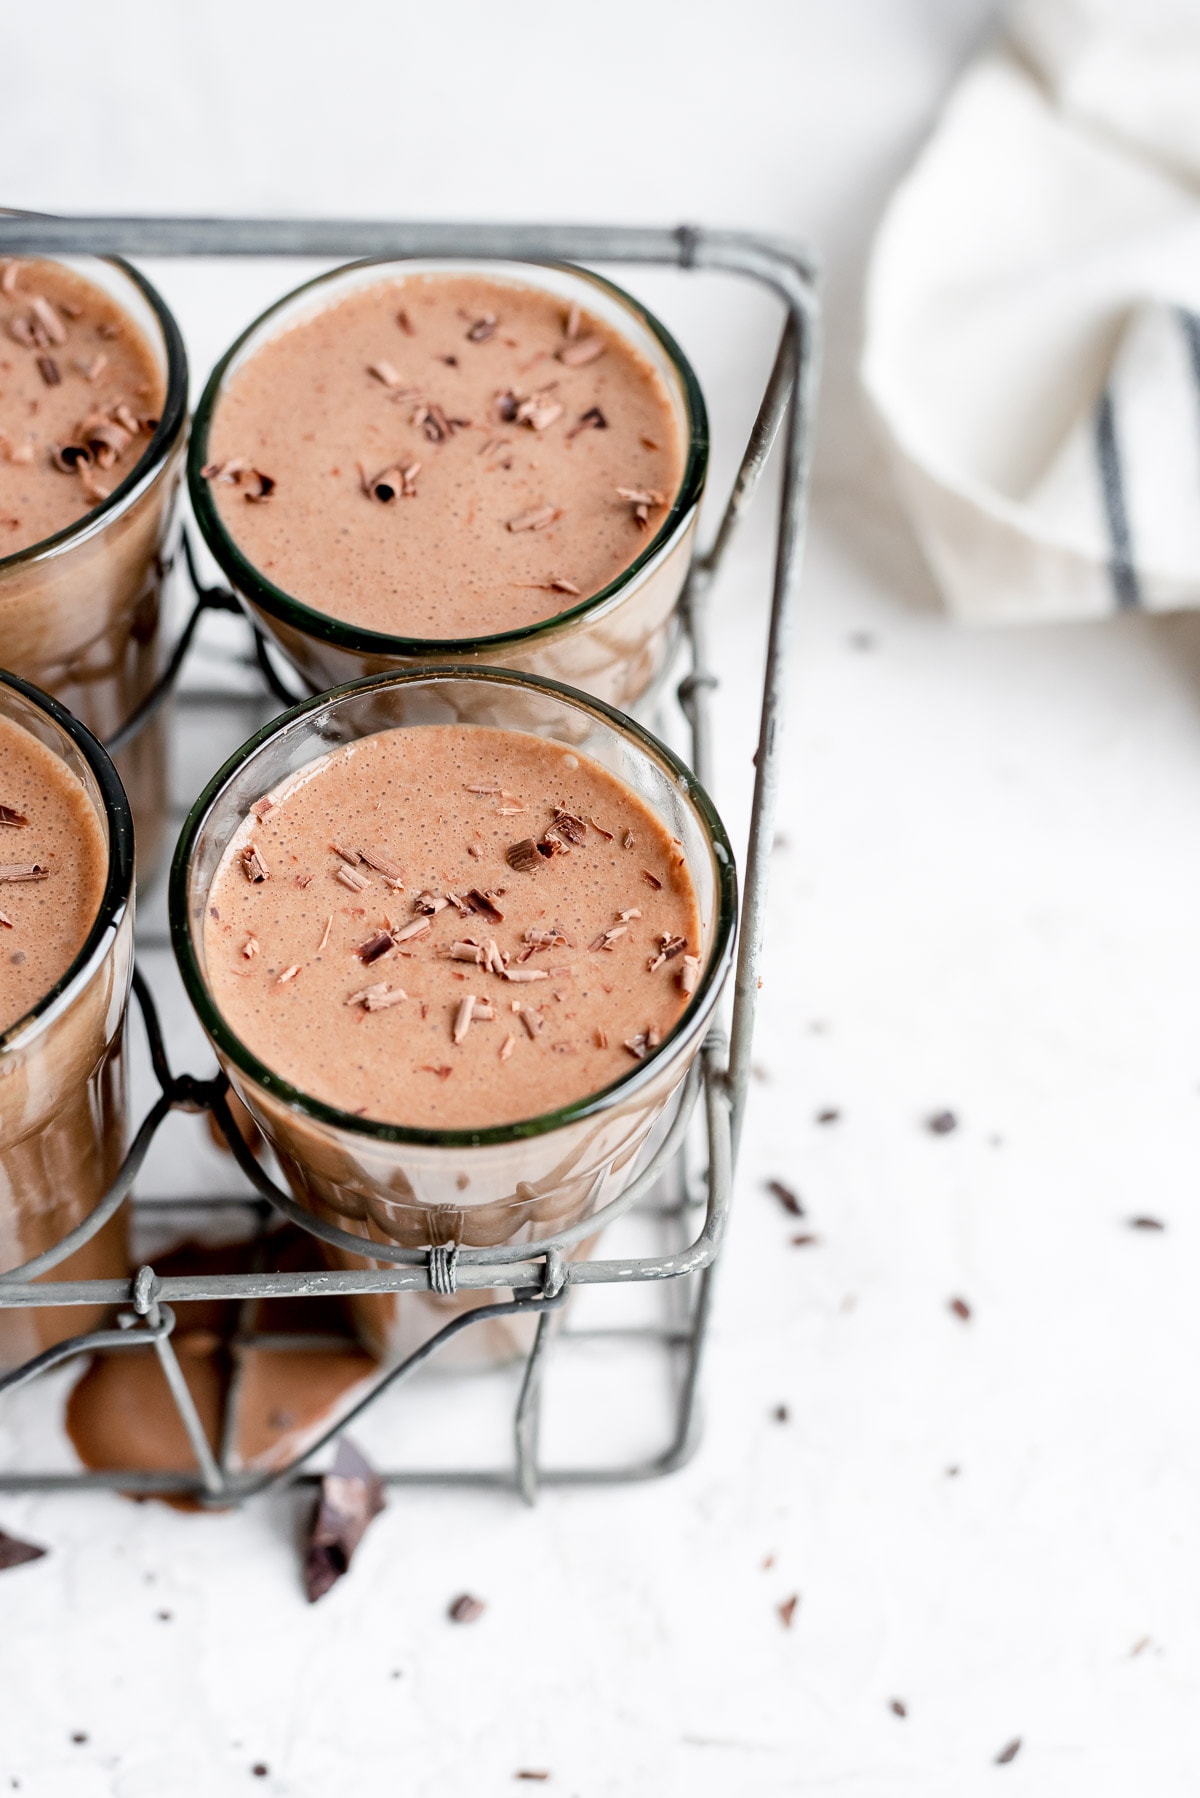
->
[0,712,107,1033]
[203,274,684,637]
[0,260,165,555]
[202,725,702,1129]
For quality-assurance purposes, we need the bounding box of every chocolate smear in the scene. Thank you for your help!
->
[0,1528,47,1573]
[303,1438,386,1604]
[448,1593,486,1624]
[0,806,28,828]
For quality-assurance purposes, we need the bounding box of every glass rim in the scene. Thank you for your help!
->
[0,224,189,578]
[186,256,709,658]
[169,665,737,1150]
[0,670,135,1052]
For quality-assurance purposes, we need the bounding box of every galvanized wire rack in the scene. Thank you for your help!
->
[0,219,819,1505]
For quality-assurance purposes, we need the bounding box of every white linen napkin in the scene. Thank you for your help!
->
[862,0,1200,624]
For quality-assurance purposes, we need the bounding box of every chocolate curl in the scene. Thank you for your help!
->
[0,1528,47,1573]
[303,1438,385,1603]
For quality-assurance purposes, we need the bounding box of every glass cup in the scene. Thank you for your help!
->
[0,672,135,1370]
[188,259,707,716]
[0,243,189,878]
[171,668,736,1361]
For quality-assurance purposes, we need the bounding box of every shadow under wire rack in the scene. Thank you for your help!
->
[0,218,820,1506]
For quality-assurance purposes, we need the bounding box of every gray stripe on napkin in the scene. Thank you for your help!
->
[1094,389,1140,610]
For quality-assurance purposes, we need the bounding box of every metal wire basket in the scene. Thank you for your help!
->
[0,218,819,1506]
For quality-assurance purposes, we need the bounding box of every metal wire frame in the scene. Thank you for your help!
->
[0,217,820,1504]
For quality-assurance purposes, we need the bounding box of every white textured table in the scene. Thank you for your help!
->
[5,3,1198,1794]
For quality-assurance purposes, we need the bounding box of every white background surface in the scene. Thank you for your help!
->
[5,2,1200,1793]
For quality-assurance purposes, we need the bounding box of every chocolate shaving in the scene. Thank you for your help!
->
[303,1438,386,1604]
[368,359,404,388]
[518,1006,543,1039]
[516,390,564,432]
[80,352,107,383]
[357,930,395,965]
[241,844,269,884]
[474,1001,496,1021]
[36,355,61,387]
[242,934,260,959]
[587,817,614,841]
[346,982,407,1011]
[0,806,28,828]
[506,838,541,873]
[448,1593,486,1624]
[332,844,362,865]
[0,910,12,929]
[78,466,111,505]
[243,469,275,502]
[464,889,504,924]
[444,891,471,915]
[396,308,415,335]
[648,933,688,972]
[453,994,477,1044]
[276,965,300,985]
[251,796,275,821]
[948,1297,972,1322]
[422,1065,453,1080]
[994,1739,1022,1767]
[77,411,132,467]
[449,941,484,964]
[50,443,92,473]
[200,457,247,484]
[679,954,700,996]
[466,315,497,343]
[0,1528,47,1574]
[0,262,19,296]
[359,847,404,882]
[0,863,49,883]
[464,784,502,794]
[412,400,457,444]
[336,865,371,893]
[507,505,560,533]
[565,302,582,341]
[483,938,506,976]
[523,927,570,949]
[558,336,605,368]
[594,1028,608,1049]
[589,925,626,952]
[392,917,431,944]
[641,870,662,889]
[616,485,666,507]
[618,907,641,921]
[29,295,67,346]
[495,389,520,423]
[567,406,608,439]
[549,809,586,845]
[317,915,333,953]
[623,1025,661,1061]
[361,460,420,502]
[414,890,449,914]
[767,1180,804,1217]
[499,1033,516,1059]
[505,967,549,984]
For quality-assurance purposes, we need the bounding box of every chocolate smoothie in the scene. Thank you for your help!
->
[0,712,107,1030]
[202,724,701,1130]
[0,254,186,877]
[0,688,134,1370]
[202,273,684,640]
[0,259,164,552]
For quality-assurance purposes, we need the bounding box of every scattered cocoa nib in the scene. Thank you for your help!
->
[648,934,687,972]
[777,1595,800,1629]
[357,930,396,965]
[506,838,541,873]
[453,994,477,1044]
[641,870,662,890]
[558,336,605,368]
[336,865,371,893]
[36,355,61,387]
[466,314,497,343]
[392,916,432,944]
[567,406,608,439]
[994,1739,1021,1767]
[464,889,504,924]
[679,954,701,996]
[948,1297,972,1322]
[303,1438,386,1604]
[448,1593,486,1624]
[414,890,450,914]
[766,1180,804,1218]
[0,1528,47,1574]
[368,359,404,388]
[507,504,560,533]
[0,805,28,828]
[1,862,54,883]
[241,844,269,884]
